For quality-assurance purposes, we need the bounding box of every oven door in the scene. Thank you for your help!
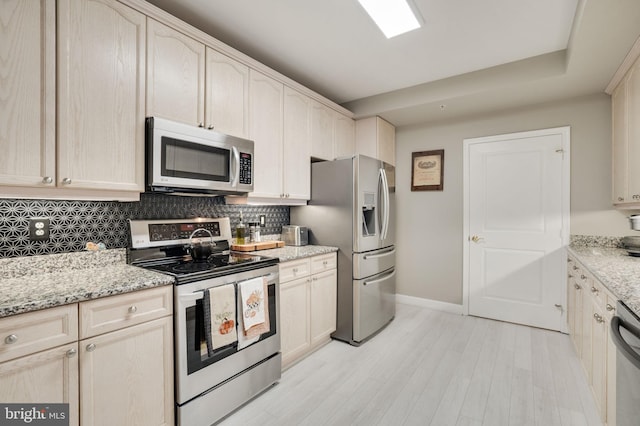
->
[174,265,280,405]
[147,117,254,194]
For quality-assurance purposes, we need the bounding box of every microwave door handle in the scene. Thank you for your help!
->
[231,146,240,187]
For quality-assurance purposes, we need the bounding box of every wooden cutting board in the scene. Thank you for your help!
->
[231,241,285,251]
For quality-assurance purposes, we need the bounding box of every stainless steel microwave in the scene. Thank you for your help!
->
[146,117,254,195]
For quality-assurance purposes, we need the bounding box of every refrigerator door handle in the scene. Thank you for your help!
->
[380,167,390,241]
[363,269,396,286]
[363,248,396,260]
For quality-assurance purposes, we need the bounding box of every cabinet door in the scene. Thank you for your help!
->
[0,343,79,426]
[58,0,145,192]
[0,0,55,188]
[80,317,173,426]
[205,48,249,138]
[334,113,355,159]
[280,277,310,368]
[283,87,311,200]
[310,101,334,161]
[627,60,640,201]
[147,18,205,126]
[612,79,628,204]
[591,304,607,422]
[378,117,396,166]
[310,269,337,347]
[249,70,283,199]
[581,279,594,381]
[570,277,584,357]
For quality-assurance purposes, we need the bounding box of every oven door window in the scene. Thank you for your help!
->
[186,282,277,375]
[161,136,230,182]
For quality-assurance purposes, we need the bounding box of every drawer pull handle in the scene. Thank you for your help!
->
[593,313,605,323]
[4,334,18,345]
[606,303,615,312]
[66,348,77,358]
[86,343,96,352]
[574,283,581,290]
[591,287,599,294]
[128,305,138,314]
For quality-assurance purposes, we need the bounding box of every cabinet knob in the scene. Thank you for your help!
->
[207,125,214,130]
[606,303,615,312]
[198,122,204,128]
[128,305,138,314]
[568,274,573,278]
[618,197,625,201]
[634,195,640,200]
[572,265,578,271]
[574,283,581,290]
[66,348,77,358]
[292,268,298,274]
[4,334,18,345]
[590,286,599,294]
[61,177,72,185]
[323,261,328,265]
[593,313,605,323]
[42,176,53,184]
[581,274,587,280]
[86,343,96,352]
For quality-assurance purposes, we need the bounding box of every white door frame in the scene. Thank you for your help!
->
[462,127,570,332]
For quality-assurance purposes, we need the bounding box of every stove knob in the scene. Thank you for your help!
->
[171,233,178,239]
[151,233,160,241]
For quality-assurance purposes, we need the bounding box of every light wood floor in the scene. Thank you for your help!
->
[219,303,602,426]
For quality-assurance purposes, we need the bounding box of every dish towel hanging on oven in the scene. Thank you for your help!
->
[240,276,270,339]
[203,283,238,355]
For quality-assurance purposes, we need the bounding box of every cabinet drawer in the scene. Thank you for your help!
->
[80,286,173,339]
[0,304,78,363]
[310,253,337,274]
[279,259,311,283]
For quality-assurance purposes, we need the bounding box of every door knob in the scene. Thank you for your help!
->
[470,235,484,243]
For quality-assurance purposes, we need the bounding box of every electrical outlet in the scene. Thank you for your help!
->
[259,215,266,227]
[29,217,50,241]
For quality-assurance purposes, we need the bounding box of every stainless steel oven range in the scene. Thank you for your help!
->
[128,218,280,426]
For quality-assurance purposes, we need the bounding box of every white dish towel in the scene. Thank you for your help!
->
[240,277,267,331]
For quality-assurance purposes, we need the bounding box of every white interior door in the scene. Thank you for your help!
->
[464,127,569,332]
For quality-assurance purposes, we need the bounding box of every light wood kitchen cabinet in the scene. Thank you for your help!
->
[611,54,640,206]
[310,101,335,161]
[334,113,356,159]
[0,305,79,426]
[567,253,617,425]
[78,286,173,426]
[147,18,205,126]
[58,0,145,193]
[280,253,337,369]
[205,48,249,138]
[282,87,311,200]
[355,116,396,166]
[0,0,55,189]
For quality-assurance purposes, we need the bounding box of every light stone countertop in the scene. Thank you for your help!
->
[250,245,338,262]
[568,245,640,316]
[0,249,174,318]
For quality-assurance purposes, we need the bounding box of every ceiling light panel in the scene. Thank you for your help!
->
[358,0,421,38]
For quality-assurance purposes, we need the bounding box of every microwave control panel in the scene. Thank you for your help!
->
[239,153,252,185]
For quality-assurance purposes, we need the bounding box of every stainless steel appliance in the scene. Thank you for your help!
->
[610,301,640,426]
[128,218,280,426]
[281,225,308,246]
[292,154,395,345]
[146,117,254,195]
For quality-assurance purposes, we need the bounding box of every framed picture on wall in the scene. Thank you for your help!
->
[411,149,444,191]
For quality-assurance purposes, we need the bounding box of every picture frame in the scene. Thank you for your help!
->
[411,149,444,191]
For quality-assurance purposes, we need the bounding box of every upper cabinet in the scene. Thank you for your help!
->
[0,0,56,188]
[334,113,356,159]
[609,37,640,207]
[310,101,335,161]
[205,48,249,138]
[355,116,396,166]
[283,87,311,200]
[58,0,146,193]
[146,19,205,126]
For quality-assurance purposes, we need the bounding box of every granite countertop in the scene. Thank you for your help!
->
[0,249,174,318]
[568,245,640,316]
[252,245,338,262]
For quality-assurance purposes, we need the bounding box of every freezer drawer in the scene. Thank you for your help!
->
[353,268,396,343]
[353,246,395,280]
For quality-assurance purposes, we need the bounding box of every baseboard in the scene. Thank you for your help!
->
[396,294,464,315]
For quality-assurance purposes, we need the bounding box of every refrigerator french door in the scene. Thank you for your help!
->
[292,154,395,345]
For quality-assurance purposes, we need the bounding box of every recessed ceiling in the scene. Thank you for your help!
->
[145,0,640,126]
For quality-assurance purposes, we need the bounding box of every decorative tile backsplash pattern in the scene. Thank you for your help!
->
[0,194,289,258]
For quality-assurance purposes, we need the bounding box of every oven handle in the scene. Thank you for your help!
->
[179,272,278,303]
[611,316,640,369]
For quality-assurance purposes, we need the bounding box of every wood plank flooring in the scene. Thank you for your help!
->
[219,303,602,426]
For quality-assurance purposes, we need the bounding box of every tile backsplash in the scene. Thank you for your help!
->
[0,194,289,258]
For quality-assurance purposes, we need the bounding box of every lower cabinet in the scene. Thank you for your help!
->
[0,286,174,426]
[280,253,337,369]
[567,254,616,425]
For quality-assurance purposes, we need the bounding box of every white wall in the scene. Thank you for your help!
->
[395,93,634,305]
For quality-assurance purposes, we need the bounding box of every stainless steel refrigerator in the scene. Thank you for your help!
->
[291,155,395,345]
